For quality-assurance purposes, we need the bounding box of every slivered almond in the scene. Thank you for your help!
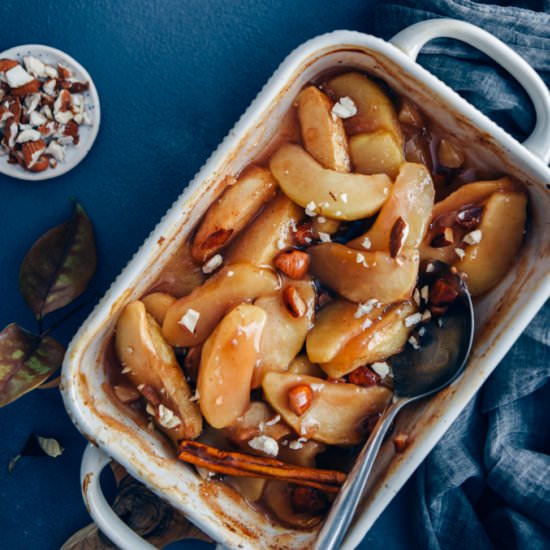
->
[177,440,345,492]
[389,217,409,258]
[283,285,307,318]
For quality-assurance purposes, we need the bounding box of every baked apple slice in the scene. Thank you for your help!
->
[191,166,277,262]
[349,162,434,251]
[197,304,266,428]
[420,177,519,265]
[252,279,316,387]
[263,481,323,529]
[162,263,279,347]
[325,72,402,142]
[305,300,382,364]
[296,85,350,172]
[224,192,303,266]
[349,130,404,179]
[319,301,416,378]
[270,143,391,221]
[115,301,202,442]
[457,191,527,296]
[309,242,419,303]
[142,292,176,324]
[262,372,391,445]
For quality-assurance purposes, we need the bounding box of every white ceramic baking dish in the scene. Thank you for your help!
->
[61,18,550,550]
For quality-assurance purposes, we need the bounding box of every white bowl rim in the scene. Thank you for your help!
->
[0,43,101,181]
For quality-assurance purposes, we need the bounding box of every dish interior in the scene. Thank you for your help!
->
[62,40,550,550]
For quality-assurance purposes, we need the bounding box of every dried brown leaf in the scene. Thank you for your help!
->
[0,323,65,407]
[19,203,97,320]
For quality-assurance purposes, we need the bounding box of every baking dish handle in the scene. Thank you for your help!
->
[390,18,550,164]
[81,443,158,550]
[81,444,227,550]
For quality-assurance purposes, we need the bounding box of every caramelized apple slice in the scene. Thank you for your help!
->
[162,263,279,347]
[224,193,303,266]
[421,178,518,263]
[326,72,402,142]
[430,178,516,221]
[252,279,316,387]
[349,131,404,179]
[262,372,391,445]
[223,401,292,448]
[142,292,176,324]
[197,304,266,428]
[309,242,419,303]
[191,166,277,262]
[226,476,267,502]
[320,301,416,378]
[270,143,391,221]
[263,481,323,529]
[296,85,350,172]
[312,216,340,236]
[306,300,383,364]
[278,439,327,468]
[151,239,204,298]
[349,163,434,251]
[457,191,527,296]
[115,301,202,442]
[288,355,325,378]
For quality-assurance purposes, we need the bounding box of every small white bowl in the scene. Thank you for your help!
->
[0,44,100,181]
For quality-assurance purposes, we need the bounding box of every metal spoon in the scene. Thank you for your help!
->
[314,265,474,550]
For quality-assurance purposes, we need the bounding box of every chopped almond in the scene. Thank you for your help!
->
[393,431,411,453]
[274,250,310,279]
[283,285,307,318]
[430,227,454,248]
[288,384,313,416]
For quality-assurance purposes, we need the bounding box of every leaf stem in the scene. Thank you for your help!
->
[40,299,94,339]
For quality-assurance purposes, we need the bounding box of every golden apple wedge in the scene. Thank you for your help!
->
[270,143,391,221]
[262,372,391,445]
[191,166,277,263]
[296,85,350,172]
[115,301,202,442]
[349,130,404,179]
[457,191,527,296]
[162,263,279,347]
[326,72,402,142]
[309,242,419,303]
[349,162,434,252]
[197,304,266,429]
[224,192,303,266]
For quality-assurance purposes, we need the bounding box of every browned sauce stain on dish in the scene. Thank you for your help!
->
[82,472,93,513]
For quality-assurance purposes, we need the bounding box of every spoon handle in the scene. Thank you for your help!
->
[313,398,405,550]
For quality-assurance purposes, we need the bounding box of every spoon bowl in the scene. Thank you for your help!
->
[314,264,474,550]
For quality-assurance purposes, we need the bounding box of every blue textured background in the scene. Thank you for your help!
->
[0,1,416,548]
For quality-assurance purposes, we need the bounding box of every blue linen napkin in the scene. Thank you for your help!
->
[373,2,550,549]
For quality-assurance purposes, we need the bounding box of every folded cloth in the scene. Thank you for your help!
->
[375,0,550,142]
[373,2,550,549]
